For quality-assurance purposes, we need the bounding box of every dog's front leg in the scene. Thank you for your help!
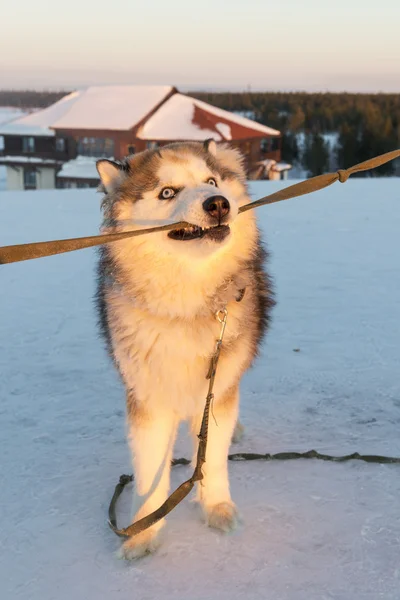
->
[191,385,239,532]
[120,395,178,559]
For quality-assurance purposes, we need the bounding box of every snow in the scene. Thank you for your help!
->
[1,179,400,599]
[0,123,55,136]
[272,161,292,172]
[259,159,292,172]
[295,131,339,174]
[139,93,280,141]
[233,110,256,120]
[138,93,221,141]
[0,106,27,127]
[0,155,59,165]
[52,86,174,131]
[57,156,100,180]
[215,122,233,140]
[0,96,72,135]
[322,133,340,171]
[0,87,174,135]
[322,132,339,148]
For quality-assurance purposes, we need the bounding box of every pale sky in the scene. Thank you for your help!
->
[1,0,400,92]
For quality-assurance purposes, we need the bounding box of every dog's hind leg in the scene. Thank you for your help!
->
[119,394,178,560]
[191,385,239,533]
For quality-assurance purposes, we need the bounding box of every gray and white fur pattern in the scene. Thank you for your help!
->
[96,140,274,559]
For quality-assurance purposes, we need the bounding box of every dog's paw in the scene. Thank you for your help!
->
[205,501,238,533]
[117,529,161,560]
[231,420,245,443]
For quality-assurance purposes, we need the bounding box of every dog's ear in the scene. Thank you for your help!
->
[217,144,247,181]
[203,138,217,157]
[96,159,125,192]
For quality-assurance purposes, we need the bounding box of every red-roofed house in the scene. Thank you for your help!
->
[0,86,288,190]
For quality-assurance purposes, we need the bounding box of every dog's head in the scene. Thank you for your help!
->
[97,140,255,259]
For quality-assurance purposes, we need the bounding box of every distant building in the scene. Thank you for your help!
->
[0,86,290,191]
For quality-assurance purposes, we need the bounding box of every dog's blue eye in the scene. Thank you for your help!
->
[159,187,176,200]
[207,178,217,187]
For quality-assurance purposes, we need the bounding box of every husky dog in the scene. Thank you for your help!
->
[96,140,274,559]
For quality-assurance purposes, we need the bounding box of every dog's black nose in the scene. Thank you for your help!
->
[202,195,230,221]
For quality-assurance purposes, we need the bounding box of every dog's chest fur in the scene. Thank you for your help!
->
[101,265,255,417]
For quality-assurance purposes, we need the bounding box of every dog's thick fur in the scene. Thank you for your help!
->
[96,140,274,559]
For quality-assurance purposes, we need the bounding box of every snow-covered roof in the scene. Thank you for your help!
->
[0,123,55,136]
[0,87,279,141]
[138,93,280,141]
[56,156,99,180]
[0,93,82,136]
[0,155,60,165]
[258,158,292,172]
[272,161,292,172]
[138,94,219,141]
[0,86,174,136]
[53,86,174,131]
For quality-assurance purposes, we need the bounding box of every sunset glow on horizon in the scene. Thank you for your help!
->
[1,0,400,92]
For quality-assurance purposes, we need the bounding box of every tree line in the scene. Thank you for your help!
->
[0,90,67,109]
[192,92,400,176]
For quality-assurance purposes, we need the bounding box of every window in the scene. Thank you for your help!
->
[22,137,35,153]
[76,137,114,158]
[23,169,37,189]
[261,138,271,153]
[271,137,280,151]
[56,138,66,152]
[146,141,159,150]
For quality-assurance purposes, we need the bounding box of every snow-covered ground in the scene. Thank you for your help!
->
[1,180,400,599]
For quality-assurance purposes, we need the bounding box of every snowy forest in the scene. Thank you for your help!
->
[193,92,400,177]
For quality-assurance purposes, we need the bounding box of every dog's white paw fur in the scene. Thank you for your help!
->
[117,527,162,560]
[205,501,238,532]
[231,420,245,443]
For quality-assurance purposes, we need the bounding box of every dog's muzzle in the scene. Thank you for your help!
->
[168,195,231,243]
